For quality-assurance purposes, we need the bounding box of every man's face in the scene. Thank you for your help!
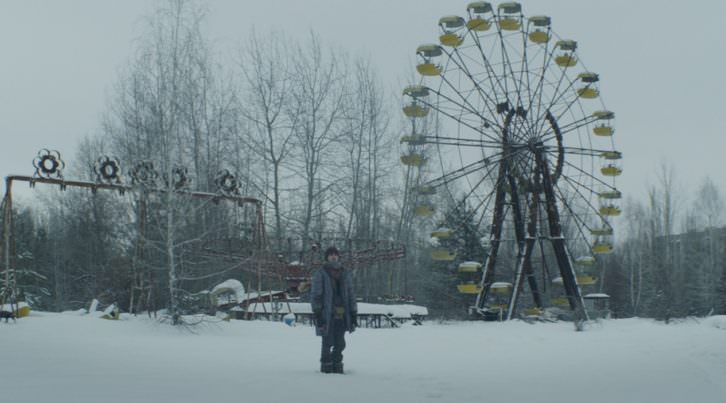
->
[327,253,340,262]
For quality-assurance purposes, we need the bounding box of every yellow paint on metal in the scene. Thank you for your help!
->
[524,307,543,316]
[431,248,457,261]
[593,125,614,136]
[601,165,622,176]
[467,18,491,31]
[599,205,622,216]
[578,87,599,99]
[440,33,464,47]
[403,104,429,118]
[499,17,521,31]
[555,55,577,67]
[551,297,569,306]
[16,305,31,318]
[592,243,614,254]
[457,283,481,294]
[417,63,442,76]
[577,275,598,285]
[431,228,453,238]
[400,154,425,166]
[529,30,549,43]
[415,205,434,217]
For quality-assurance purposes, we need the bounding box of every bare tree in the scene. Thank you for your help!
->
[693,176,723,311]
[237,31,298,250]
[103,0,235,324]
[647,162,682,321]
[619,197,647,315]
[694,176,723,229]
[288,33,347,248]
[339,57,393,240]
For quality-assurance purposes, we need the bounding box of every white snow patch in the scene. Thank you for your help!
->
[210,279,246,303]
[1,301,29,312]
[704,315,726,330]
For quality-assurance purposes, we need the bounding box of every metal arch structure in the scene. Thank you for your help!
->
[401,2,622,327]
[1,150,407,316]
[0,150,268,315]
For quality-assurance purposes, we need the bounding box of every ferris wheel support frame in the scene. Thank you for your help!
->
[472,141,589,323]
[507,187,543,320]
[535,145,588,324]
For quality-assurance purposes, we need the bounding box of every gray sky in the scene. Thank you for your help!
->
[2,0,726,211]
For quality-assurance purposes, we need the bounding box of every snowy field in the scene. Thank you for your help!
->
[1,312,725,403]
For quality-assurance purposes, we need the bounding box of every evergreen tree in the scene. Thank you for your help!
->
[423,198,487,317]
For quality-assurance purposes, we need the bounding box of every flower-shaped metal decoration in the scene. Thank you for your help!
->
[215,169,239,195]
[129,160,159,188]
[33,149,65,179]
[165,166,191,190]
[94,156,122,184]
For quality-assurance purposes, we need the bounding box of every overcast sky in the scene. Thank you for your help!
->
[2,0,726,211]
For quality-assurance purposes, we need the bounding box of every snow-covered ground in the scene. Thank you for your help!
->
[1,312,725,403]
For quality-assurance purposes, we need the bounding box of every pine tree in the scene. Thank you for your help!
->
[718,258,726,315]
[424,198,487,317]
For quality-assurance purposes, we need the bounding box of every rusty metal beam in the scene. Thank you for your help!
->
[6,175,262,206]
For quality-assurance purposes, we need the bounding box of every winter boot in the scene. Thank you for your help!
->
[320,362,333,374]
[332,362,344,374]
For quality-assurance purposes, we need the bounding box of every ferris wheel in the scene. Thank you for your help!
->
[401,2,622,323]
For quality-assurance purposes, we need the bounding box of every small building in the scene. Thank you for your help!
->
[583,293,610,319]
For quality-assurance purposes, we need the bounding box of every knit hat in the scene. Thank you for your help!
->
[324,246,340,260]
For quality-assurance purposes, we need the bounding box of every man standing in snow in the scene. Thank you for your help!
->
[311,246,357,374]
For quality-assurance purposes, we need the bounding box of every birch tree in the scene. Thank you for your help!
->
[289,33,347,248]
[692,176,723,312]
[237,31,298,250]
[104,0,230,323]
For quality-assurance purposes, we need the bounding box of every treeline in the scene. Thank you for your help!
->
[602,168,726,319]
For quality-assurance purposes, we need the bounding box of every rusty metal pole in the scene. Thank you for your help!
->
[2,177,14,309]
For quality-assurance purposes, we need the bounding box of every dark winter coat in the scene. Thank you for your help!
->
[310,263,357,337]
